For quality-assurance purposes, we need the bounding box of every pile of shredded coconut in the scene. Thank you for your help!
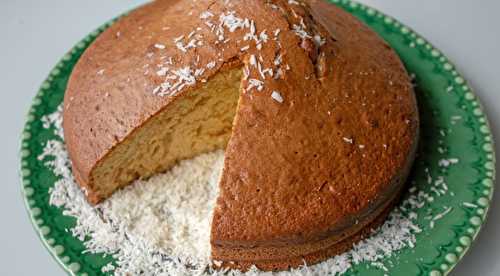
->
[38,106,443,276]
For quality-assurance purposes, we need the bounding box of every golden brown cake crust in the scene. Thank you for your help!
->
[63,0,418,270]
[216,187,403,271]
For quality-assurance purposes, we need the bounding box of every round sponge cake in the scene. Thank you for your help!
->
[63,0,419,270]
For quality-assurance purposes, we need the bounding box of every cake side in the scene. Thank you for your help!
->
[214,182,406,271]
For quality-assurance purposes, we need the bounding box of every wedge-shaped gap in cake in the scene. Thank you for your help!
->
[91,67,244,200]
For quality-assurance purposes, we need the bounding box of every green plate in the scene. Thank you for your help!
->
[20,0,496,275]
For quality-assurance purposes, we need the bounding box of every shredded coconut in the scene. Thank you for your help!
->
[206,61,217,69]
[42,108,222,274]
[271,91,284,103]
[463,202,478,208]
[292,24,312,39]
[154,43,166,49]
[156,67,169,76]
[40,105,63,138]
[343,137,353,144]
[429,207,453,229]
[438,158,459,167]
[246,78,264,92]
[200,11,214,19]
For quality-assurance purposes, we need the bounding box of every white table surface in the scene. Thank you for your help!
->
[1,1,498,275]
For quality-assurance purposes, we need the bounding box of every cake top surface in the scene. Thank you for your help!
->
[64,0,418,246]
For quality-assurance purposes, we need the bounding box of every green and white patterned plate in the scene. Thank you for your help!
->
[20,1,495,275]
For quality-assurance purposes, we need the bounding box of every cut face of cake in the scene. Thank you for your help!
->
[63,0,419,271]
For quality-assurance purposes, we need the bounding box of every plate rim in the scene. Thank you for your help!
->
[19,1,496,275]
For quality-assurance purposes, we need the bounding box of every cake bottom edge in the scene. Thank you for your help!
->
[212,190,402,272]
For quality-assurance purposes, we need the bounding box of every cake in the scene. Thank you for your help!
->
[63,0,419,271]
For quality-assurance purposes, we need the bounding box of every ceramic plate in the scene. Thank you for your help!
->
[20,1,496,275]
